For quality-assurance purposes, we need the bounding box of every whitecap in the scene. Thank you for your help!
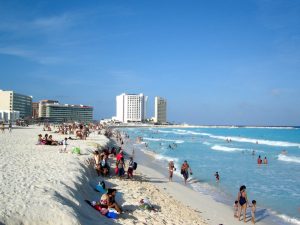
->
[275,212,300,225]
[211,145,244,152]
[189,132,300,148]
[143,137,184,143]
[278,154,300,164]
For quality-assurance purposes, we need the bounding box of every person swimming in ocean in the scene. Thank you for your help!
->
[263,156,268,164]
[257,155,262,164]
[281,150,287,155]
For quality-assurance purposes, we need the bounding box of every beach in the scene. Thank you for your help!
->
[1,125,285,225]
[1,126,210,225]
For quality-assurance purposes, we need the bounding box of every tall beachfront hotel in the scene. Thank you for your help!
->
[38,100,93,123]
[154,96,167,124]
[116,93,148,123]
[0,90,32,119]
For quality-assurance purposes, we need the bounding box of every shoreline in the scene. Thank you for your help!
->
[0,126,207,225]
[121,133,270,225]
[108,124,300,129]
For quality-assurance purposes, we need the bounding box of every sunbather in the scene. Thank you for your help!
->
[100,189,122,213]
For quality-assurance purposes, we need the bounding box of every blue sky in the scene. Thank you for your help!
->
[1,0,300,125]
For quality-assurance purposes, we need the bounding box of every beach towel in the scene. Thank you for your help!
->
[72,147,81,154]
[85,200,108,216]
[95,184,107,194]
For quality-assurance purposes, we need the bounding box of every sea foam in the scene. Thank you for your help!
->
[278,154,300,164]
[143,137,184,143]
[211,145,244,152]
[174,130,300,148]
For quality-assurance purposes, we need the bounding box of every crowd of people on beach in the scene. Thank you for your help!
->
[34,123,141,218]
[16,121,270,223]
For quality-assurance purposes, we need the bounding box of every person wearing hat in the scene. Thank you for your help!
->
[180,160,192,185]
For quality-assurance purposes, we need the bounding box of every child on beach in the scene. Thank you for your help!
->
[214,171,220,182]
[233,200,239,218]
[250,200,257,224]
[59,138,68,153]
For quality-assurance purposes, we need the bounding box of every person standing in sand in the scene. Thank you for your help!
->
[127,157,134,179]
[8,121,12,133]
[168,160,176,182]
[1,123,5,133]
[237,185,248,222]
[93,151,101,176]
[181,160,192,185]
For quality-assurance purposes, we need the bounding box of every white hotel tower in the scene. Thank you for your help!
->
[116,93,148,123]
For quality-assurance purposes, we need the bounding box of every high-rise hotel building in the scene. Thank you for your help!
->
[154,96,167,124]
[0,90,32,118]
[116,93,148,123]
[38,100,93,123]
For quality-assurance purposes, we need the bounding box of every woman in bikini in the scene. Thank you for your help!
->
[168,160,176,182]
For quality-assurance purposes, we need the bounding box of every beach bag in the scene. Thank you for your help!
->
[100,181,106,189]
[95,184,107,194]
[133,162,137,170]
[72,147,81,154]
[106,211,118,219]
[114,167,119,175]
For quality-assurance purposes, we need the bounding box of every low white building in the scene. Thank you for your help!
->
[154,96,167,124]
[116,93,148,123]
[0,110,20,122]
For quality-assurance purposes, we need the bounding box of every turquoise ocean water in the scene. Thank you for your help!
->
[123,127,300,225]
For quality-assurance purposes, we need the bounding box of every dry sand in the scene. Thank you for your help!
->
[0,126,267,225]
[0,126,207,225]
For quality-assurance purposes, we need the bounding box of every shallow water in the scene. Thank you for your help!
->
[123,127,300,225]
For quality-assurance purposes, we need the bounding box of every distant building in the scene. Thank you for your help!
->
[116,93,148,123]
[32,102,39,119]
[38,100,93,123]
[0,90,32,118]
[154,96,167,124]
[0,110,20,122]
[38,100,59,118]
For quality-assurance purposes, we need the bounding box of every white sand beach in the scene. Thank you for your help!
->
[0,126,267,225]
